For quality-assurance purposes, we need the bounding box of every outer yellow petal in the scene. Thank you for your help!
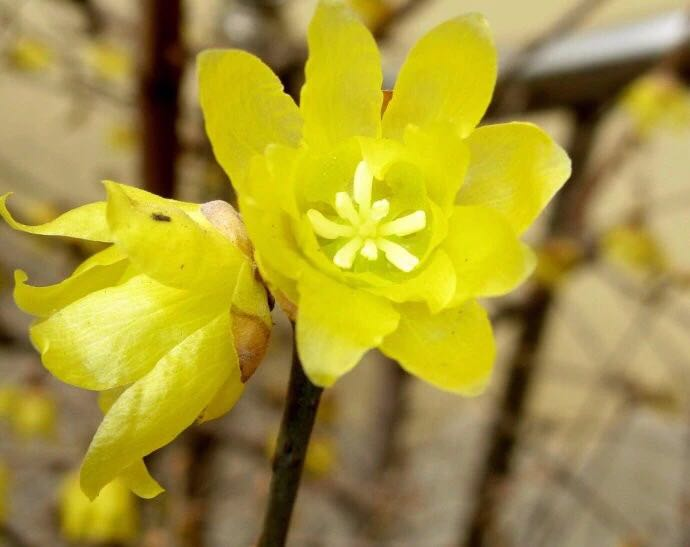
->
[198,375,244,423]
[97,389,164,499]
[457,122,571,235]
[1,193,110,242]
[296,267,399,387]
[14,252,129,318]
[80,312,235,499]
[380,299,495,395]
[382,14,496,140]
[30,275,223,390]
[119,460,164,499]
[444,206,535,303]
[300,0,383,149]
[105,181,245,292]
[197,49,302,188]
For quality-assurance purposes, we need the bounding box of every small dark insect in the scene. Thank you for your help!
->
[151,213,171,222]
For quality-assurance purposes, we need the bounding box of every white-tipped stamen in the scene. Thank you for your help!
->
[307,209,355,239]
[335,192,360,225]
[360,239,378,260]
[379,210,427,237]
[352,161,373,215]
[370,199,390,222]
[333,237,363,269]
[376,239,420,272]
[308,160,425,272]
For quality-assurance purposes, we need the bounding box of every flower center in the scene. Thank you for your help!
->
[307,161,426,272]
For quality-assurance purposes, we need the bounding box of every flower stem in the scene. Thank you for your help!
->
[258,328,323,547]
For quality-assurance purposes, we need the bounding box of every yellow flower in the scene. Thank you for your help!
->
[0,385,57,440]
[7,37,53,72]
[601,224,667,276]
[198,1,570,392]
[621,72,690,137]
[59,471,138,543]
[1,183,271,499]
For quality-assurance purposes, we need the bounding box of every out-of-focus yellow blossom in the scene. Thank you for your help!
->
[84,41,132,82]
[10,386,57,439]
[198,1,570,393]
[59,471,138,543]
[533,238,584,287]
[601,224,667,276]
[106,122,139,152]
[347,0,392,30]
[1,183,271,499]
[0,461,8,525]
[0,386,18,418]
[7,37,54,72]
[620,72,690,137]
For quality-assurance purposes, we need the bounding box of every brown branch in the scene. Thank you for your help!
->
[257,328,324,547]
[139,0,183,198]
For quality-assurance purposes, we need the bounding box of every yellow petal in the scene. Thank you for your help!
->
[443,206,536,303]
[1,193,110,242]
[199,375,244,423]
[300,0,383,149]
[197,49,302,188]
[80,312,235,499]
[382,14,496,140]
[14,253,129,318]
[457,122,571,235]
[370,249,456,313]
[30,275,223,390]
[296,267,399,387]
[119,460,164,499]
[105,182,245,292]
[97,389,165,498]
[380,300,495,395]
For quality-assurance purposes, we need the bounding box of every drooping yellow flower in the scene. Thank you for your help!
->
[198,1,570,392]
[59,471,138,543]
[1,183,271,499]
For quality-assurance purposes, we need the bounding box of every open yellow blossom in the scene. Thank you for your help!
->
[59,471,138,543]
[1,183,271,499]
[198,0,570,392]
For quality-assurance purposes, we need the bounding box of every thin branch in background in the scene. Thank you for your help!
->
[139,0,183,198]
[519,282,666,545]
[257,329,324,547]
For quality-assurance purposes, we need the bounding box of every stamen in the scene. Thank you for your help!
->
[307,209,355,239]
[360,239,378,260]
[379,210,426,237]
[376,239,420,272]
[335,192,360,225]
[370,199,390,222]
[352,161,373,215]
[333,237,363,269]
